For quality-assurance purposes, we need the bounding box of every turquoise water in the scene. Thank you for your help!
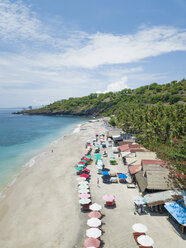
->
[0,109,89,189]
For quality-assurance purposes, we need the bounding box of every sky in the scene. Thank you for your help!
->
[0,0,186,107]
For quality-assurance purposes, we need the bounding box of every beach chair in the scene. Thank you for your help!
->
[139,246,153,248]
[133,232,145,244]
[106,200,115,207]
[82,204,90,211]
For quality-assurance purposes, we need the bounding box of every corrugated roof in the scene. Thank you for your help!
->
[118,144,129,152]
[135,171,148,192]
[146,170,174,190]
[128,164,141,174]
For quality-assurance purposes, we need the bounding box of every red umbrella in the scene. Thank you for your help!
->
[83,157,90,161]
[84,237,100,248]
[88,211,102,219]
[80,173,89,179]
[82,168,90,172]
[78,161,86,164]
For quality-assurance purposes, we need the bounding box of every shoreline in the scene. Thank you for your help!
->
[0,121,87,198]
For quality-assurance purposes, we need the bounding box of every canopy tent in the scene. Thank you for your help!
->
[164,202,186,225]
[118,173,128,179]
[101,171,110,176]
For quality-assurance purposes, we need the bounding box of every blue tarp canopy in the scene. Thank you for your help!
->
[101,171,110,176]
[164,202,186,225]
[118,173,128,179]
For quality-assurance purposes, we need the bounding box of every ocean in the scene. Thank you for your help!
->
[0,108,89,189]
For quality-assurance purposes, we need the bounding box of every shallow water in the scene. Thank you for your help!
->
[0,108,89,189]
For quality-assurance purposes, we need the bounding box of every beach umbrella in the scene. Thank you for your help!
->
[101,171,109,176]
[87,218,101,227]
[80,173,89,179]
[85,155,92,158]
[79,189,90,194]
[78,181,89,185]
[77,177,86,181]
[137,235,154,247]
[83,157,90,161]
[102,194,115,202]
[86,228,102,238]
[133,196,145,205]
[84,238,100,248]
[79,193,91,199]
[79,198,91,205]
[89,203,102,211]
[78,161,86,164]
[118,173,128,179]
[88,211,102,219]
[81,160,87,163]
[77,163,85,167]
[78,183,89,188]
[132,223,148,233]
[94,154,101,160]
[82,168,90,172]
[75,167,84,171]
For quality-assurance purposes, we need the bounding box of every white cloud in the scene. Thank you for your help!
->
[0,0,186,107]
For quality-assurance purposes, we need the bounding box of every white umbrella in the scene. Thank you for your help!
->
[79,198,91,205]
[87,218,101,227]
[78,185,89,189]
[78,181,89,185]
[77,177,86,181]
[79,189,90,194]
[89,203,102,211]
[86,228,102,238]
[132,223,148,233]
[137,235,154,247]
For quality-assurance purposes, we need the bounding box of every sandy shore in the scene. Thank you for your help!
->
[0,120,185,248]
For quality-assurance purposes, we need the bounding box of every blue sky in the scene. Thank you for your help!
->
[0,0,186,107]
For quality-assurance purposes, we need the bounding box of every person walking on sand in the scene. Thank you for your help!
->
[97,178,99,186]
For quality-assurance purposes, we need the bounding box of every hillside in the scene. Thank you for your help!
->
[16,79,186,179]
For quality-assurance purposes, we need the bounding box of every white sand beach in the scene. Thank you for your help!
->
[0,120,185,248]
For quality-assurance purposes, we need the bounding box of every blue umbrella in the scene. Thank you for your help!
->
[118,173,128,179]
[101,171,110,176]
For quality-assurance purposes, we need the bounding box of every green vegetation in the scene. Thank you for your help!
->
[19,79,186,181]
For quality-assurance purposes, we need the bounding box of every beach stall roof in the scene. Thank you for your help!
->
[146,170,174,191]
[136,152,157,160]
[144,190,173,206]
[126,156,142,166]
[106,130,122,138]
[121,151,131,157]
[128,164,141,175]
[118,144,129,152]
[135,171,148,192]
[164,202,186,225]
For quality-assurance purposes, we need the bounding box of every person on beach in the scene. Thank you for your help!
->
[97,178,99,186]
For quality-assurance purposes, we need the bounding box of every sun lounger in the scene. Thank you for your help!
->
[139,246,153,248]
[82,204,90,211]
[110,178,118,183]
[106,200,115,207]
[133,232,145,244]
[127,183,136,188]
